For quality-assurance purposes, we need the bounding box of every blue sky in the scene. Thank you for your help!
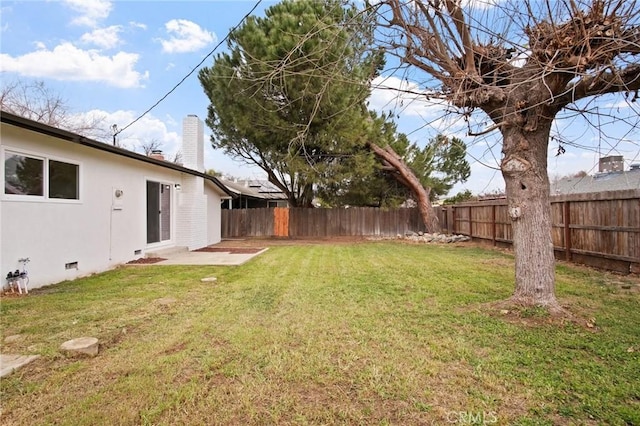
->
[1,1,280,178]
[1,0,639,196]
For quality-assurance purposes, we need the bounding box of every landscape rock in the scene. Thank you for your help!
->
[4,335,23,344]
[60,337,99,357]
[0,354,40,378]
[155,297,177,306]
[201,276,217,283]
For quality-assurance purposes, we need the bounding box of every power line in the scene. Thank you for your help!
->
[115,0,263,137]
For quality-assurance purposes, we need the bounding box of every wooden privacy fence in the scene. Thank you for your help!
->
[221,190,639,273]
[221,207,426,239]
[436,189,640,274]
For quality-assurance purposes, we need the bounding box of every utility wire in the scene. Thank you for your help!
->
[115,0,263,137]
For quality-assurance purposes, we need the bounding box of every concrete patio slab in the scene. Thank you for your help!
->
[0,354,40,378]
[149,247,268,266]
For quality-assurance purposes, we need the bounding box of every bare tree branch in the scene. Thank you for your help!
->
[556,64,640,107]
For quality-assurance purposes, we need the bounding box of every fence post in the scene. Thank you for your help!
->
[492,204,496,246]
[468,206,473,238]
[452,207,457,234]
[444,206,449,233]
[563,201,572,261]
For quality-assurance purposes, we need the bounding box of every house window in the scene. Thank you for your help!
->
[4,150,80,200]
[49,160,79,199]
[4,153,44,196]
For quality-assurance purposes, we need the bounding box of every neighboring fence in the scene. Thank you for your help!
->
[221,190,639,273]
[221,207,275,238]
[221,206,426,239]
[436,189,640,274]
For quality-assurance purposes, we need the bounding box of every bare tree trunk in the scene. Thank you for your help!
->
[299,183,315,208]
[414,186,439,233]
[501,124,561,311]
[368,141,439,232]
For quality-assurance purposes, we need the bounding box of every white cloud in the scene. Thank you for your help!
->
[509,50,530,68]
[63,0,112,27]
[548,151,601,177]
[451,160,504,195]
[66,109,261,178]
[462,0,501,9]
[71,110,181,154]
[603,99,635,109]
[129,21,147,31]
[160,19,216,54]
[370,0,499,12]
[0,42,149,88]
[368,75,477,139]
[72,110,262,179]
[369,75,448,118]
[207,146,266,179]
[80,25,122,49]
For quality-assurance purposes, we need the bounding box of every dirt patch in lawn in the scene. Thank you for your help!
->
[126,257,166,264]
[481,299,602,331]
[0,292,26,299]
[194,247,265,254]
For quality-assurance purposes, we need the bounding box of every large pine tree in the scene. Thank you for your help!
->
[199,0,380,207]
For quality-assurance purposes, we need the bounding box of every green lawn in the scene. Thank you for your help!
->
[1,242,638,425]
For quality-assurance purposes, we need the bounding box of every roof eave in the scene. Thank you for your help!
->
[1,110,234,197]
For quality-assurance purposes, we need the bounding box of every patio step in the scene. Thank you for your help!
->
[146,246,188,258]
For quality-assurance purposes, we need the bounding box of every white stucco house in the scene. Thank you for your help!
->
[1,111,232,290]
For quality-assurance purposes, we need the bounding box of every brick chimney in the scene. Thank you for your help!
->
[149,149,164,161]
[598,155,624,173]
[182,115,204,172]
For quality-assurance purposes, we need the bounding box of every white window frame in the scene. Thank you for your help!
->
[2,147,82,203]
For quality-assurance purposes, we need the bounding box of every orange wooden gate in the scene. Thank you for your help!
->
[273,207,289,237]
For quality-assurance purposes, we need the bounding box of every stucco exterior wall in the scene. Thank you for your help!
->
[1,122,223,289]
[205,183,223,245]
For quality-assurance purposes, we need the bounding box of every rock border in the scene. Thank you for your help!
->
[369,231,471,244]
